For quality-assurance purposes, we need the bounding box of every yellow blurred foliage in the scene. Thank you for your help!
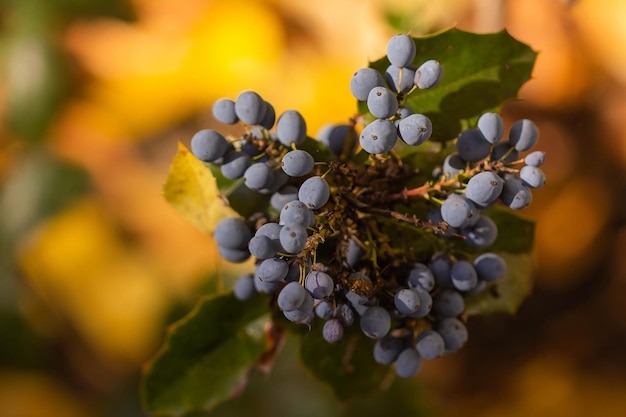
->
[57,0,476,144]
[50,105,253,296]
[508,356,626,417]
[63,0,286,138]
[571,0,626,85]
[534,177,612,290]
[18,200,169,365]
[0,372,91,417]
[507,0,590,108]
[445,354,626,417]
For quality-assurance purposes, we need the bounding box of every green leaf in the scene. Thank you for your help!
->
[365,28,537,141]
[460,209,535,315]
[141,293,272,416]
[300,326,390,400]
[464,252,534,315]
[298,136,334,163]
[483,207,536,253]
[379,203,536,315]
[208,166,270,219]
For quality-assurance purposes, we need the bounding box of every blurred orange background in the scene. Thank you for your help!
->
[1,0,626,416]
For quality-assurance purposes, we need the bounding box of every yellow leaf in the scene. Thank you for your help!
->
[163,142,235,233]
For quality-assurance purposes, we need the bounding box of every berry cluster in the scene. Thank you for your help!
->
[437,114,545,247]
[352,34,443,154]
[189,33,545,379]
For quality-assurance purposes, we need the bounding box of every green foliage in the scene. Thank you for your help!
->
[464,253,534,315]
[142,28,540,416]
[364,28,536,142]
[464,210,535,316]
[483,208,535,254]
[208,166,270,219]
[140,293,271,416]
[300,327,389,400]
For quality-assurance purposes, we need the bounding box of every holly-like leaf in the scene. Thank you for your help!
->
[483,208,536,253]
[163,142,236,234]
[141,293,272,416]
[207,166,271,219]
[459,208,535,314]
[300,326,390,400]
[298,136,334,163]
[464,252,534,315]
[366,28,537,141]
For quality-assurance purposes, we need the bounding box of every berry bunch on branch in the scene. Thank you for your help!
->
[141,28,541,416]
